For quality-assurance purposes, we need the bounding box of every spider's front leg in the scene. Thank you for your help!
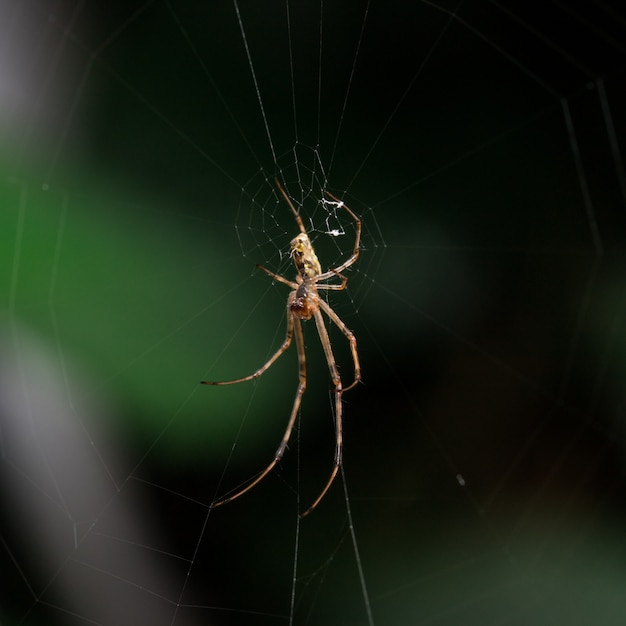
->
[200,304,294,386]
[210,313,308,510]
[300,307,344,517]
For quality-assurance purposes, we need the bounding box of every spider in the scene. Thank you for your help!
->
[202,179,361,517]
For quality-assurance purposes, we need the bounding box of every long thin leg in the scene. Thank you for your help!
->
[315,190,361,279]
[317,298,361,392]
[275,178,308,235]
[211,314,307,509]
[201,304,294,385]
[274,180,361,283]
[256,264,298,289]
[300,308,344,517]
[315,271,348,291]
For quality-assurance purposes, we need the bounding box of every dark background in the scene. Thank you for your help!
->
[1,1,626,625]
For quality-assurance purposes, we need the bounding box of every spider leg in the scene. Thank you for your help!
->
[318,190,361,277]
[317,298,361,392]
[300,307,344,517]
[315,271,348,291]
[256,264,298,289]
[201,302,294,385]
[275,178,308,236]
[211,314,307,510]
[316,265,355,283]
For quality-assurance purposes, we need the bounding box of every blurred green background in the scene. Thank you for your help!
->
[2,2,626,625]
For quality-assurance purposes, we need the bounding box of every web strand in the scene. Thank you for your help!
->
[2,3,626,625]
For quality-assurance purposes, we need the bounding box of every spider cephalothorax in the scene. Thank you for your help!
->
[202,179,361,517]
[289,285,314,320]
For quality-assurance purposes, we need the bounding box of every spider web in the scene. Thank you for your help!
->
[2,1,626,625]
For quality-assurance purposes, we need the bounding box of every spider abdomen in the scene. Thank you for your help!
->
[290,233,322,278]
